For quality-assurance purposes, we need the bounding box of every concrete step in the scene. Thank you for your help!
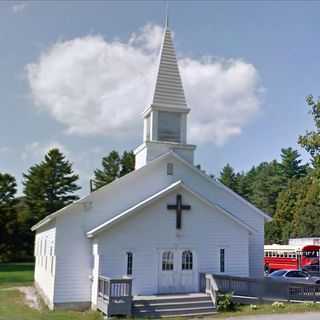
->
[133,300,213,310]
[133,294,211,305]
[160,311,217,318]
[132,293,216,318]
[133,306,216,317]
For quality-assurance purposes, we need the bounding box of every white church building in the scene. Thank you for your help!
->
[32,20,271,313]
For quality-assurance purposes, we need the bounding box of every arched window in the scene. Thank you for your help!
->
[182,250,193,270]
[162,251,174,271]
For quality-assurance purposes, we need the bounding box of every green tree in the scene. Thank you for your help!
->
[0,173,18,261]
[270,177,309,243]
[94,150,121,189]
[279,147,307,180]
[298,95,320,170]
[292,178,320,237]
[235,171,254,200]
[0,173,17,204]
[249,161,285,216]
[120,151,135,177]
[219,164,238,191]
[94,150,135,190]
[23,148,80,224]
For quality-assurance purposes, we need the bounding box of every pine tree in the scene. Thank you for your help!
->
[0,173,18,261]
[94,150,121,189]
[23,148,80,223]
[271,177,309,243]
[120,151,135,177]
[279,147,307,180]
[235,172,252,200]
[94,150,135,190]
[249,161,284,216]
[219,164,238,191]
[0,173,17,204]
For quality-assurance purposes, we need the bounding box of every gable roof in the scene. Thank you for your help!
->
[31,150,271,232]
[31,151,174,232]
[169,151,272,222]
[86,179,257,238]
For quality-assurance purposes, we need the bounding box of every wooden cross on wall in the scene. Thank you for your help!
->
[167,194,191,229]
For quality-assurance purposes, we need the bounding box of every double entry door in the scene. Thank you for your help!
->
[158,249,197,294]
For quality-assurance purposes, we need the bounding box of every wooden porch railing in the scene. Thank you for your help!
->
[97,275,132,317]
[208,273,320,303]
[202,273,218,306]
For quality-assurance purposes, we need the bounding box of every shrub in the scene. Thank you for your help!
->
[272,301,285,309]
[217,292,237,312]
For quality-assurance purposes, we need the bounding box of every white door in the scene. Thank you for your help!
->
[179,250,196,292]
[158,249,197,293]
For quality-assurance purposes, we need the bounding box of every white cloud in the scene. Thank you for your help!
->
[21,141,70,161]
[0,146,10,153]
[12,2,28,13]
[26,24,262,145]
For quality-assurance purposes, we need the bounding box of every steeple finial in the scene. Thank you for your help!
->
[165,1,169,29]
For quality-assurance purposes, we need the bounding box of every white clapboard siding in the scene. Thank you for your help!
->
[36,151,265,305]
[51,158,173,304]
[53,206,92,304]
[170,156,265,277]
[98,188,249,295]
[34,221,56,308]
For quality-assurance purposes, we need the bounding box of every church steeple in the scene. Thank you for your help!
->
[134,17,196,169]
[152,21,187,109]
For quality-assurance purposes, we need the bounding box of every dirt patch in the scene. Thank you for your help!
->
[18,286,41,310]
[2,286,42,310]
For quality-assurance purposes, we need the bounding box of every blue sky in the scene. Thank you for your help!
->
[0,1,319,195]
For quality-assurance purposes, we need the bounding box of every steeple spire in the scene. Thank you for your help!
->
[134,14,196,170]
[151,14,187,108]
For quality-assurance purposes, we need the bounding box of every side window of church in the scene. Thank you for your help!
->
[182,250,193,270]
[162,251,174,271]
[167,163,174,175]
[127,252,133,276]
[220,248,225,273]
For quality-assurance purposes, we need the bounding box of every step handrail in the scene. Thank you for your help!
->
[204,273,218,306]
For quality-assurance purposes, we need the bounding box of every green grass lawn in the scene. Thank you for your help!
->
[0,289,102,320]
[215,302,320,318]
[0,262,103,320]
[0,263,34,288]
[2,263,320,319]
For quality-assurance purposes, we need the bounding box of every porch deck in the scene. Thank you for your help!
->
[97,274,217,317]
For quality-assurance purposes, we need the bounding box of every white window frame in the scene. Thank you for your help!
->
[167,163,174,176]
[162,250,174,271]
[182,250,193,271]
